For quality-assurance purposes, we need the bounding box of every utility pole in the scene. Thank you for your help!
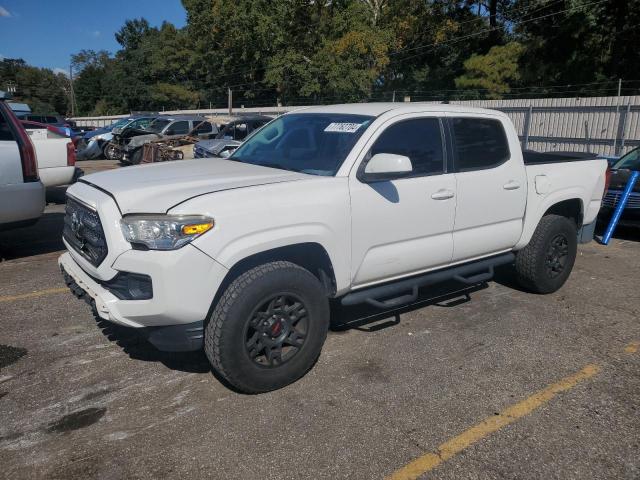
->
[69,65,77,117]
[228,88,233,116]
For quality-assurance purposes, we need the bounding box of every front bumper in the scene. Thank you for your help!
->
[76,138,104,160]
[59,245,229,350]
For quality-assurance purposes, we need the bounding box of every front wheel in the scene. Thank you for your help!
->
[204,261,329,393]
[515,214,578,294]
[103,142,123,161]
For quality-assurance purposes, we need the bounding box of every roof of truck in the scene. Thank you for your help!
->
[293,102,503,117]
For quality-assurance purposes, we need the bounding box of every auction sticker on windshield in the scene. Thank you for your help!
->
[324,122,363,133]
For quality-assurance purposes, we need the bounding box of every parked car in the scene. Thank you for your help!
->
[0,91,45,230]
[59,103,608,393]
[193,115,272,158]
[598,146,640,227]
[76,116,157,160]
[122,115,217,164]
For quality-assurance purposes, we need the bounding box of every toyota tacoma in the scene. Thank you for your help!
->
[59,103,609,393]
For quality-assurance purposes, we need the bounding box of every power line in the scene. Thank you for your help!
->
[391,0,565,57]
[386,0,608,67]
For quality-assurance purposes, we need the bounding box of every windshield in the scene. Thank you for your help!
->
[230,113,374,176]
[110,119,129,129]
[613,147,640,171]
[147,118,170,133]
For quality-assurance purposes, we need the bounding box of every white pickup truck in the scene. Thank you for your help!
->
[0,93,45,230]
[59,103,608,393]
[23,126,76,187]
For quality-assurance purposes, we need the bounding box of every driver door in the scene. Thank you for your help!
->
[349,114,456,287]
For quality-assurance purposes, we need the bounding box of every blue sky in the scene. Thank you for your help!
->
[0,0,187,74]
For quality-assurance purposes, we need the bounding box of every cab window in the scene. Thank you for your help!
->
[167,121,189,135]
[368,118,445,176]
[451,118,510,171]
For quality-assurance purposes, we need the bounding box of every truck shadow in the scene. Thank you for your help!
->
[92,313,212,374]
[0,212,66,261]
[88,280,489,380]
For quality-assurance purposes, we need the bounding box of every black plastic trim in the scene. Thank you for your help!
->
[142,321,204,352]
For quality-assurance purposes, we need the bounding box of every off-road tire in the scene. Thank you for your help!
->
[204,261,329,393]
[515,214,578,294]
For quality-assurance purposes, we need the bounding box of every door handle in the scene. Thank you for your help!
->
[431,189,455,200]
[503,181,521,190]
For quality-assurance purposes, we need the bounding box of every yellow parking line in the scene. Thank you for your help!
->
[387,364,600,480]
[0,287,68,303]
[624,341,639,354]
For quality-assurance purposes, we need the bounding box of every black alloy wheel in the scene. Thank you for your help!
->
[244,294,308,368]
[545,234,569,278]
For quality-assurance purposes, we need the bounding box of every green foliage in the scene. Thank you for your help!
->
[0,58,69,114]
[149,83,200,109]
[36,0,636,114]
[455,42,524,98]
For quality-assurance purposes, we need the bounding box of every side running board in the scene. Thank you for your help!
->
[341,253,515,309]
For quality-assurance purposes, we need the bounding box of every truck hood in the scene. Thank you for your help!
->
[79,159,310,214]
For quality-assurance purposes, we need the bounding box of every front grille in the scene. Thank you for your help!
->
[63,196,108,266]
[602,190,640,210]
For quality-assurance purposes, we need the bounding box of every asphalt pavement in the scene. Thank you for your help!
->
[0,164,639,479]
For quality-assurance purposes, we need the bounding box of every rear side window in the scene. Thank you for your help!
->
[0,108,16,141]
[46,116,58,124]
[168,121,189,135]
[369,118,444,176]
[451,118,510,171]
[194,121,212,133]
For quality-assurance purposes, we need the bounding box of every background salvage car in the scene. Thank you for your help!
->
[122,115,217,164]
[193,115,271,158]
[76,115,157,160]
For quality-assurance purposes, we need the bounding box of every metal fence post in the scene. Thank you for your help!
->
[615,104,631,156]
[522,105,532,150]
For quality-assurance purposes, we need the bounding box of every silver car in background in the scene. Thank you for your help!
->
[193,115,271,158]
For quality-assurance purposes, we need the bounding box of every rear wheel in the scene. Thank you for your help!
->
[204,261,329,393]
[515,214,578,294]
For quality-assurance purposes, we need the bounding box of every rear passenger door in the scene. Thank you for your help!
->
[447,116,526,262]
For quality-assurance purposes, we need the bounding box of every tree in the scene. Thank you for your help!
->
[455,42,524,98]
[0,58,69,114]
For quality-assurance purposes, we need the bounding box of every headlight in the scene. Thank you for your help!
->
[120,215,214,250]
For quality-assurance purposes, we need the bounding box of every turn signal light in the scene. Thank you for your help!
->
[182,222,214,235]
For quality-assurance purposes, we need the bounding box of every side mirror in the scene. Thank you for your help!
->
[361,153,413,182]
